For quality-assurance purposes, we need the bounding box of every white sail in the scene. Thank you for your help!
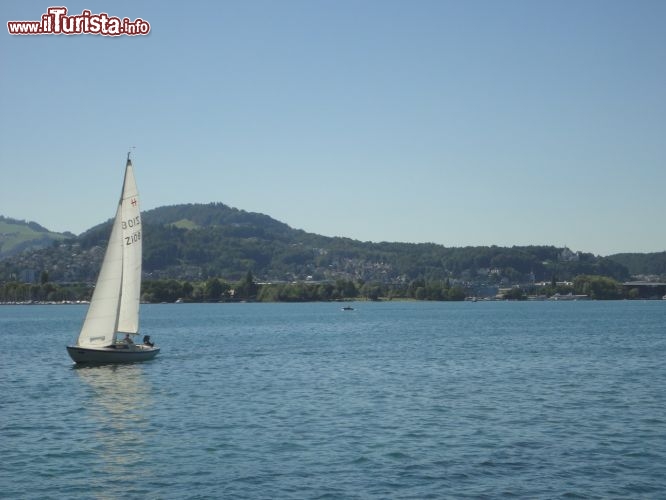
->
[117,159,141,334]
[77,205,124,347]
[77,157,141,347]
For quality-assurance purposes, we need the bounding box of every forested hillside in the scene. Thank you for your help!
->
[0,203,633,287]
[607,252,666,277]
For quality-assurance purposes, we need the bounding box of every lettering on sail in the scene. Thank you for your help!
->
[122,216,141,246]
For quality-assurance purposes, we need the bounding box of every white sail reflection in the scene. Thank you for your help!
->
[74,364,155,498]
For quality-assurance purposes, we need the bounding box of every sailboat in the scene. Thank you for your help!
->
[67,153,159,364]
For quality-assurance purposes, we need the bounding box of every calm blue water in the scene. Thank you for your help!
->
[1,301,666,499]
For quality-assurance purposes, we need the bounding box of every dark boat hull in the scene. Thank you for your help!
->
[66,344,160,364]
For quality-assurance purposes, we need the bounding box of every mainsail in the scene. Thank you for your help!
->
[77,156,142,347]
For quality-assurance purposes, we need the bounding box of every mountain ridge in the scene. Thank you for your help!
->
[0,216,74,259]
[1,203,663,284]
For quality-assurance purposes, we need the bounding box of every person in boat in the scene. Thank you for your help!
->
[143,335,154,347]
[124,333,134,345]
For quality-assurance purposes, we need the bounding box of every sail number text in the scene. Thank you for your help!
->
[122,216,141,246]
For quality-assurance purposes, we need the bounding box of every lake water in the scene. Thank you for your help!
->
[1,301,666,499]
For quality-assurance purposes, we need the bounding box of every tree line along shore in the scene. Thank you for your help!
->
[0,272,657,304]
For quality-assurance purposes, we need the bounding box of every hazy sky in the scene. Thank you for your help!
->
[2,0,664,255]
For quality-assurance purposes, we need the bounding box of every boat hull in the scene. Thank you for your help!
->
[66,344,160,364]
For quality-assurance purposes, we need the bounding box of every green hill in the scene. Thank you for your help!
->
[0,203,635,286]
[0,216,71,259]
[606,252,666,277]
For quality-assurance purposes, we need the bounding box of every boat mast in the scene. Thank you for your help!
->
[112,151,134,341]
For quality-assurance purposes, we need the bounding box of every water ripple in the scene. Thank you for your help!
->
[2,302,666,498]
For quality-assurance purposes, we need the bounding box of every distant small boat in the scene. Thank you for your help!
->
[66,153,159,364]
[342,306,354,311]
[549,293,589,301]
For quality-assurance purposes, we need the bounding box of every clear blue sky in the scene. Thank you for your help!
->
[1,0,664,256]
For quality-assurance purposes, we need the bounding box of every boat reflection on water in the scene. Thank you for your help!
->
[73,364,155,496]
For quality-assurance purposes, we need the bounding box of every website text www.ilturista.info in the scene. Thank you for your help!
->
[7,6,150,36]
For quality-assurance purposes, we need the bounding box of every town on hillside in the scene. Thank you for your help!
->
[2,206,666,303]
